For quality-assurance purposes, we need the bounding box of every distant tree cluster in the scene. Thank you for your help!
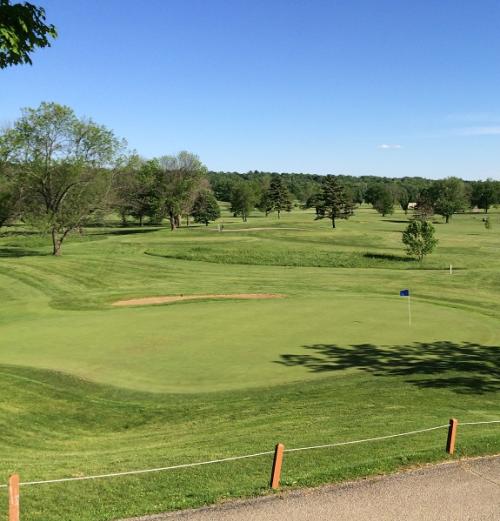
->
[229,175,293,221]
[0,103,222,255]
[2,102,499,256]
[113,151,224,231]
[209,171,500,223]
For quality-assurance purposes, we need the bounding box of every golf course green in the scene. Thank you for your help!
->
[0,206,499,521]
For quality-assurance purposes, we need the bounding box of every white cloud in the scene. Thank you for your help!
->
[377,144,402,149]
[455,126,500,136]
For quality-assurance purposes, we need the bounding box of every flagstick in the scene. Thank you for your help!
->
[408,294,412,326]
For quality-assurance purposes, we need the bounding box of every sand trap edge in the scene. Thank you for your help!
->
[112,293,286,307]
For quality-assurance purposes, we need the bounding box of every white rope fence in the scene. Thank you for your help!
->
[1,419,498,488]
[284,424,448,454]
[460,420,500,426]
[11,451,276,487]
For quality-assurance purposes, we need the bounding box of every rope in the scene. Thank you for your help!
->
[2,451,275,488]
[284,424,449,453]
[460,420,500,426]
[1,419,498,488]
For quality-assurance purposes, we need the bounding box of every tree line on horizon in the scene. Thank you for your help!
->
[1,102,499,256]
[209,170,500,219]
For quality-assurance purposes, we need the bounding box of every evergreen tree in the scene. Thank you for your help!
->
[257,190,273,216]
[266,176,293,218]
[314,175,354,228]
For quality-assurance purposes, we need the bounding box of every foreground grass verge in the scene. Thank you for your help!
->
[0,365,499,521]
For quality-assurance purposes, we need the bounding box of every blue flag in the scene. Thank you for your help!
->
[400,289,410,297]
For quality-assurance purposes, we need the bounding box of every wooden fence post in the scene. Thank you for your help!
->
[446,418,458,454]
[270,443,285,489]
[8,474,20,521]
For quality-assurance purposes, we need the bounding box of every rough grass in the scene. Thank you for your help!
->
[0,206,499,520]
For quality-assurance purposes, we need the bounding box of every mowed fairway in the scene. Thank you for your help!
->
[0,207,499,521]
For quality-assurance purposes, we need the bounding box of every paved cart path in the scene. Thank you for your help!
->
[123,455,500,521]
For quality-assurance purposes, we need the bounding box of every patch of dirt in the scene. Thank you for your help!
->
[112,293,285,307]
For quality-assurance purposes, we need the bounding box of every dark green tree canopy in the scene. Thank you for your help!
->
[191,189,220,226]
[0,0,57,68]
[430,177,467,223]
[471,179,498,213]
[315,175,354,228]
[0,171,18,227]
[414,177,468,223]
[366,183,395,216]
[113,156,161,226]
[230,182,256,222]
[266,176,292,218]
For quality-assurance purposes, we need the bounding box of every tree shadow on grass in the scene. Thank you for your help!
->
[0,230,41,238]
[0,247,49,258]
[363,252,413,262]
[92,228,162,237]
[276,341,500,394]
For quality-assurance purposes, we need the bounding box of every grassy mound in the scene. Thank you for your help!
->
[0,365,499,521]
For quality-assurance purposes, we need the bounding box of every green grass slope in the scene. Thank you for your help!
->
[0,206,499,520]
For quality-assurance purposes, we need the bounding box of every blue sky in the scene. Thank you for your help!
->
[1,0,499,179]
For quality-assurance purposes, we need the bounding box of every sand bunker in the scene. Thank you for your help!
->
[112,293,285,307]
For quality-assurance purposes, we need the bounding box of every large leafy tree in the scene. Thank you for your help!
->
[402,220,438,261]
[397,186,411,214]
[0,0,57,68]
[0,179,16,227]
[395,183,420,214]
[0,102,123,255]
[0,161,20,227]
[230,182,256,222]
[471,179,498,213]
[366,184,395,216]
[114,156,160,226]
[314,175,354,228]
[430,177,467,223]
[414,177,467,223]
[191,189,220,226]
[157,151,208,230]
[266,176,292,218]
[414,188,435,220]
